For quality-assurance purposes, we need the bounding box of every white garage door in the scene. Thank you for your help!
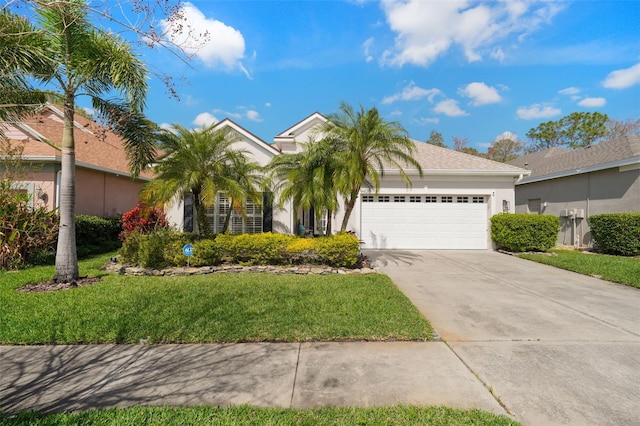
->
[360,194,488,249]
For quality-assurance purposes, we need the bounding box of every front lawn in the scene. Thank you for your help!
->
[0,254,432,344]
[0,405,519,425]
[518,249,640,288]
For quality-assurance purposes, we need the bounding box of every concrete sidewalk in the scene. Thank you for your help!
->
[0,342,506,416]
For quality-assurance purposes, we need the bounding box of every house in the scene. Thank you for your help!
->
[507,135,640,247]
[166,113,530,250]
[0,103,152,217]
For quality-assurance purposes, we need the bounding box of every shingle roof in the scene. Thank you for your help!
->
[507,135,640,182]
[403,140,528,174]
[4,104,153,179]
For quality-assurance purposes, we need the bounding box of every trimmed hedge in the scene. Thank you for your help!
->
[490,213,559,252]
[120,231,361,268]
[76,215,122,257]
[589,213,640,256]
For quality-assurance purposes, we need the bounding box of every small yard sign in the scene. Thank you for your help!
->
[183,244,194,257]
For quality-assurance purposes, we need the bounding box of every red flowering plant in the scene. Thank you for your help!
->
[119,202,169,241]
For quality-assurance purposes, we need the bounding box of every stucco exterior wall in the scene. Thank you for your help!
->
[75,168,146,217]
[514,167,640,246]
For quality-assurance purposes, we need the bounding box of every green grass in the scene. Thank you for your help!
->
[0,253,432,344]
[518,249,640,288]
[0,405,519,425]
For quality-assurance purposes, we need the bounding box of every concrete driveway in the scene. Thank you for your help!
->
[367,250,640,426]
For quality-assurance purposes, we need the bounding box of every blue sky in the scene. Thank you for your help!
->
[138,0,640,151]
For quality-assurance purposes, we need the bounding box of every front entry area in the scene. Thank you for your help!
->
[360,194,488,249]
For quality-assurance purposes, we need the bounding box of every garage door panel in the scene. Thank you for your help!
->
[361,194,488,250]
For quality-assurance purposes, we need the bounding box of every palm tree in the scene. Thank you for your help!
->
[0,8,48,123]
[268,136,342,236]
[141,124,263,237]
[323,102,423,231]
[1,2,156,283]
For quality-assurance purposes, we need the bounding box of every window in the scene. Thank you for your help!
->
[457,196,469,203]
[362,195,374,202]
[441,196,453,203]
[409,196,422,203]
[378,195,390,203]
[472,196,485,204]
[394,196,406,203]
[424,196,437,203]
[205,193,263,234]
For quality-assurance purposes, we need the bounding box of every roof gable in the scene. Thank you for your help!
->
[2,104,152,179]
[213,118,280,160]
[508,135,640,182]
[274,112,327,140]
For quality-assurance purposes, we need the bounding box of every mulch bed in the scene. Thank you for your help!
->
[18,277,103,293]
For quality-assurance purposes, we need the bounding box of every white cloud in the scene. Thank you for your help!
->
[363,37,375,63]
[516,103,561,120]
[412,117,440,125]
[458,82,502,106]
[602,62,640,89]
[559,87,580,95]
[159,123,174,131]
[380,0,564,67]
[433,99,468,117]
[245,110,262,122]
[213,107,262,122]
[495,131,519,142]
[382,82,442,104]
[193,112,218,127]
[161,2,250,77]
[578,97,606,107]
[490,47,505,62]
[265,102,272,107]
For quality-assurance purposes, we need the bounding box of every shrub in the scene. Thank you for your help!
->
[121,232,360,269]
[191,239,221,266]
[119,202,169,241]
[0,139,57,269]
[286,237,319,264]
[121,229,180,268]
[490,213,559,252]
[314,232,360,268]
[589,213,640,256]
[163,233,198,267]
[76,215,121,257]
[217,232,294,265]
[0,185,58,269]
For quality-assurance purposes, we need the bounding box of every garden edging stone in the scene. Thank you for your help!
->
[105,262,377,277]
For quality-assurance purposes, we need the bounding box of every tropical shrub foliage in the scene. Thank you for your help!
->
[490,213,559,252]
[76,215,122,257]
[589,213,640,256]
[119,202,169,241]
[120,231,361,268]
[0,186,58,270]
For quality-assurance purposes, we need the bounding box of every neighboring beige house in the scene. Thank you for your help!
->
[0,104,151,217]
[507,135,640,247]
[167,112,530,250]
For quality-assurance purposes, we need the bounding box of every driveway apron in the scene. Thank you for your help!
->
[368,250,640,426]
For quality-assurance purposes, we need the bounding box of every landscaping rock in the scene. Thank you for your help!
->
[106,262,376,277]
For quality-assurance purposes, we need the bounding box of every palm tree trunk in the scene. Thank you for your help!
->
[193,190,209,237]
[326,210,332,236]
[222,201,233,233]
[53,98,78,283]
[340,190,359,231]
